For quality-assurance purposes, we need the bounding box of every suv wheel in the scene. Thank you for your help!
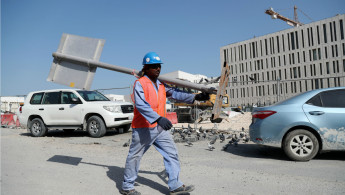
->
[283,129,319,161]
[86,116,106,138]
[29,118,47,137]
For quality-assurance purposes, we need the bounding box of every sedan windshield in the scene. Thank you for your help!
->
[77,90,110,102]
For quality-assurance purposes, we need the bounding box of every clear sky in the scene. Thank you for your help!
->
[1,0,344,96]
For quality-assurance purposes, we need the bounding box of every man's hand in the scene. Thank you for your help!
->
[194,92,210,101]
[156,117,172,130]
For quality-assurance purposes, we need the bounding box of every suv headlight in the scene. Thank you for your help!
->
[103,105,122,113]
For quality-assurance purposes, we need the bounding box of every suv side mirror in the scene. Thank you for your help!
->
[71,98,82,104]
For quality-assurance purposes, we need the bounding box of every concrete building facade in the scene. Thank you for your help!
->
[220,14,345,107]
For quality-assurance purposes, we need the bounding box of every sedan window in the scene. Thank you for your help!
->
[306,94,322,107]
[320,89,345,108]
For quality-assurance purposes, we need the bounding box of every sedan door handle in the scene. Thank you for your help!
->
[39,108,44,111]
[59,107,64,110]
[309,111,325,115]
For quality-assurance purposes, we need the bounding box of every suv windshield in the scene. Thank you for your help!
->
[77,90,110,102]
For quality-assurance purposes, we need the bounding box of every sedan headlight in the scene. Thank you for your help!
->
[103,105,122,113]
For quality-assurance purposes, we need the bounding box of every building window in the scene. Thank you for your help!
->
[318,48,321,60]
[278,56,281,66]
[327,78,330,88]
[293,67,297,78]
[311,79,314,90]
[343,59,345,72]
[340,19,344,40]
[304,66,307,77]
[276,36,280,53]
[312,49,317,61]
[224,49,227,63]
[323,23,327,43]
[287,33,290,51]
[320,63,323,75]
[298,67,301,78]
[252,42,256,58]
[325,47,328,58]
[307,28,311,46]
[303,51,306,62]
[315,79,319,89]
[301,29,305,48]
[330,22,334,42]
[317,25,320,45]
[265,39,268,55]
[290,68,293,78]
[332,45,335,57]
[295,31,299,49]
[334,60,339,73]
[326,62,330,74]
[282,35,285,52]
[245,44,247,59]
[335,44,338,57]
[291,32,295,50]
[310,27,314,46]
[333,21,337,42]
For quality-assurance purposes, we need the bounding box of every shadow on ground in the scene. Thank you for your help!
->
[20,129,125,138]
[222,143,345,161]
[46,155,182,194]
[222,143,289,161]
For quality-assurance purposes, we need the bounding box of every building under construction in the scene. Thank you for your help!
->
[221,14,345,107]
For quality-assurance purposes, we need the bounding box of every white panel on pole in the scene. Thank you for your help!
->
[47,33,105,90]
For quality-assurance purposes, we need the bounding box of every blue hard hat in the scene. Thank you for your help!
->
[142,52,163,65]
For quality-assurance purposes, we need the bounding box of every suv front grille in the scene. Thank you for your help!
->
[121,105,134,113]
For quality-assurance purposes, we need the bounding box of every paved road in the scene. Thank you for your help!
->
[2,128,345,195]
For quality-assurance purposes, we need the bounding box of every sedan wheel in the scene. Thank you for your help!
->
[283,129,319,161]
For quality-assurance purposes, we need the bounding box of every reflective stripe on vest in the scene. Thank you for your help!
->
[132,76,166,128]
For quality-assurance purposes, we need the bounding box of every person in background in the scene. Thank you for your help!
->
[120,52,209,195]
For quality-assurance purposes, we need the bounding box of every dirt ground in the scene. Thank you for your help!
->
[2,114,345,195]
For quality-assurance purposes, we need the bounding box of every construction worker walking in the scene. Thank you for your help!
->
[120,52,209,195]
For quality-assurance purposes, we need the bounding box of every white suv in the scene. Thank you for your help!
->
[18,89,134,138]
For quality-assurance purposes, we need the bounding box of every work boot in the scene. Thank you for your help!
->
[120,189,141,195]
[170,185,195,195]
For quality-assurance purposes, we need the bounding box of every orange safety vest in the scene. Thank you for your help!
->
[132,76,166,128]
